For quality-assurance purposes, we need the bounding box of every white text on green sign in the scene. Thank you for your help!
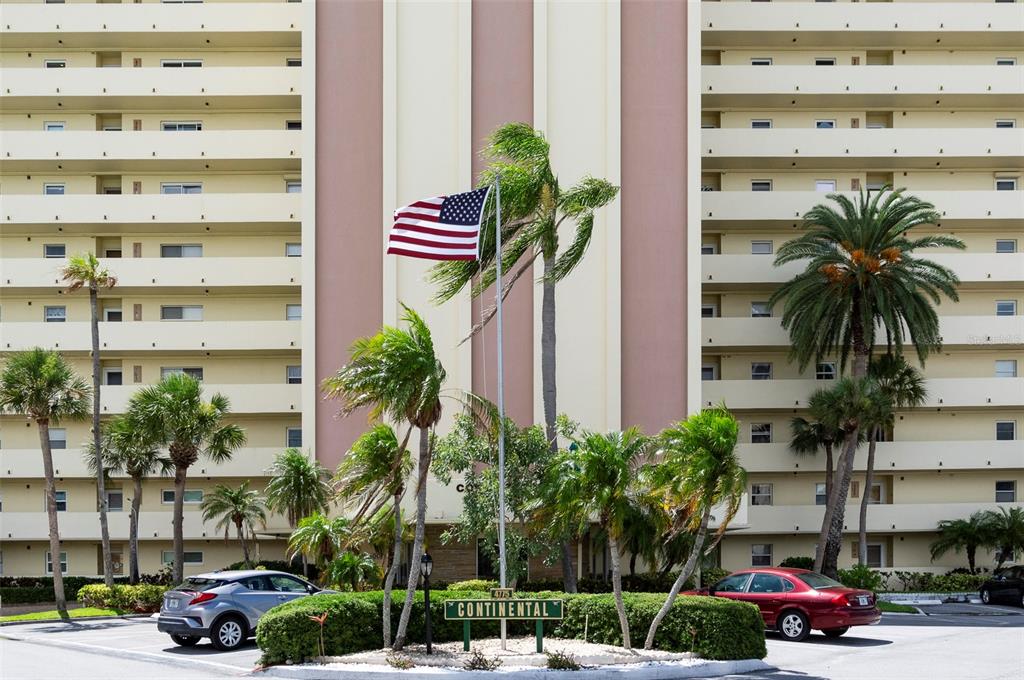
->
[444,599,564,621]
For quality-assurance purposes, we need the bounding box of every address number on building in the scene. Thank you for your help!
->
[443,599,563,621]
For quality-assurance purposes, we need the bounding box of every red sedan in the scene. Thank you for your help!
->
[691,567,881,641]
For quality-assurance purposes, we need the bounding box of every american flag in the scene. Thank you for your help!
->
[387,186,491,261]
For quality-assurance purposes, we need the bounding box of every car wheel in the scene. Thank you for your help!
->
[822,627,849,638]
[210,616,247,651]
[777,610,811,642]
[980,588,991,604]
[170,634,200,647]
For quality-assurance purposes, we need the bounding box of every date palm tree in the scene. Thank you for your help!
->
[858,355,926,565]
[930,513,992,573]
[201,482,268,568]
[124,373,246,583]
[321,304,445,650]
[264,448,334,578]
[87,416,171,584]
[287,512,354,577]
[0,349,90,618]
[770,187,962,576]
[335,424,412,646]
[981,507,1024,571]
[429,123,619,592]
[644,406,747,650]
[61,252,118,587]
[546,426,653,649]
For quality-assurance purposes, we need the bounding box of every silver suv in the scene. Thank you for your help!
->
[157,570,324,650]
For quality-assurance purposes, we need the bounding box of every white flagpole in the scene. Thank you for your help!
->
[494,174,508,650]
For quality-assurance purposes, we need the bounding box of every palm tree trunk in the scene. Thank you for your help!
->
[172,464,188,584]
[381,491,403,647]
[824,442,834,505]
[393,427,430,650]
[817,428,860,578]
[130,475,143,584]
[90,284,114,588]
[237,520,251,566]
[38,420,69,618]
[858,428,879,565]
[606,531,631,650]
[967,545,976,573]
[645,505,710,650]
[629,552,637,576]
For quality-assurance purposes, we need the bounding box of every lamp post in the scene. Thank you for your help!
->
[420,553,433,654]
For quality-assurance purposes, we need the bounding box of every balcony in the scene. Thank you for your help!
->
[702,129,1023,170]
[735,440,1023,474]
[702,66,1024,109]
[1,131,301,173]
[0,2,301,49]
[99,384,300,415]
[702,254,1024,289]
[1,511,292,542]
[701,191,1024,229]
[0,447,283,480]
[741,502,1014,535]
[4,257,301,293]
[1,193,301,233]
[703,316,1024,350]
[703,2,1023,50]
[0,67,301,111]
[2,321,300,353]
[702,377,1024,410]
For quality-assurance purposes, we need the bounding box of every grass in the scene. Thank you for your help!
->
[0,607,127,623]
[877,601,918,614]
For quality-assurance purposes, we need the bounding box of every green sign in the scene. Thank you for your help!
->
[444,598,564,621]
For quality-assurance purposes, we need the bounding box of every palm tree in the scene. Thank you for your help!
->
[644,406,747,650]
[322,304,446,650]
[335,424,412,646]
[201,482,268,567]
[264,448,334,577]
[287,512,354,577]
[324,551,379,591]
[789,388,846,506]
[546,426,652,650]
[124,373,246,583]
[429,123,619,592]
[858,355,926,564]
[89,416,171,583]
[930,513,992,572]
[770,188,962,576]
[0,349,90,618]
[61,252,118,587]
[981,507,1024,571]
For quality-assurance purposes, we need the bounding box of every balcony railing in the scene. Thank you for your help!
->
[741,502,1015,534]
[2,321,300,353]
[0,447,284,480]
[1,510,292,542]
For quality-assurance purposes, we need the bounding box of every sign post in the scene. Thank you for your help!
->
[443,598,564,653]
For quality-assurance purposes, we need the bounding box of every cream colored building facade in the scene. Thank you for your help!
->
[701,0,1023,573]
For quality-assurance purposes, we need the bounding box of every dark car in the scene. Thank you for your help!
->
[688,567,881,641]
[980,565,1024,608]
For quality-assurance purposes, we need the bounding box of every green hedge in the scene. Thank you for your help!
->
[446,579,499,592]
[0,574,169,604]
[517,569,729,594]
[77,584,169,613]
[255,590,765,666]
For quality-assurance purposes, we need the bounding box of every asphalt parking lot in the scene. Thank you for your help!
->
[1,605,1022,680]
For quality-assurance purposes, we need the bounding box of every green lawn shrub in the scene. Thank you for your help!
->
[0,573,169,605]
[778,557,815,570]
[880,570,990,593]
[77,584,168,612]
[836,564,885,592]
[255,590,765,666]
[446,579,499,592]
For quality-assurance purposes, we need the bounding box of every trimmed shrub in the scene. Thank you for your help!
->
[447,579,499,592]
[77,584,169,613]
[0,574,167,604]
[779,556,815,570]
[836,564,884,592]
[518,572,694,594]
[881,570,990,593]
[255,589,765,666]
[700,567,730,588]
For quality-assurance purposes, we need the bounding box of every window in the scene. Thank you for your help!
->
[162,489,203,504]
[751,362,773,380]
[161,551,204,565]
[160,305,203,321]
[751,544,773,567]
[712,573,751,593]
[160,244,203,258]
[106,490,124,512]
[160,182,202,195]
[996,239,1017,253]
[701,304,717,318]
[285,243,302,257]
[814,58,837,66]
[995,58,1017,66]
[286,120,302,131]
[44,121,66,131]
[750,58,773,67]
[751,180,772,192]
[815,120,837,129]
[751,483,773,506]
[104,308,122,322]
[269,575,309,593]
[286,58,302,67]
[103,368,123,386]
[751,423,772,444]
[868,483,883,505]
[161,367,204,381]
[751,240,773,255]
[161,121,202,132]
[995,179,1017,192]
[44,244,66,258]
[286,427,302,448]
[996,300,1017,316]
[52,489,68,511]
[44,306,67,323]
[285,180,302,193]
[996,481,1016,503]
[44,183,66,195]
[995,360,1018,378]
[701,244,717,255]
[286,304,302,321]
[996,421,1016,441]
[701,365,717,381]
[44,60,67,68]
[815,180,836,192]
[996,120,1016,129]
[865,544,883,569]
[749,573,787,593]
[46,552,68,575]
[815,483,828,506]
[161,59,203,68]
[816,362,837,380]
[286,366,302,385]
[751,120,772,129]
[750,302,771,318]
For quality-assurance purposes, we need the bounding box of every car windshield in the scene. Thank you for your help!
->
[796,572,845,589]
[173,577,224,592]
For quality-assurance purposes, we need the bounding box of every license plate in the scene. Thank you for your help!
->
[167,599,179,610]
[857,596,869,606]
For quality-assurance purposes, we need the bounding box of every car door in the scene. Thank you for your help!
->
[268,574,313,606]
[996,567,1022,603]
[710,573,753,601]
[740,573,790,627]
[234,575,281,628]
